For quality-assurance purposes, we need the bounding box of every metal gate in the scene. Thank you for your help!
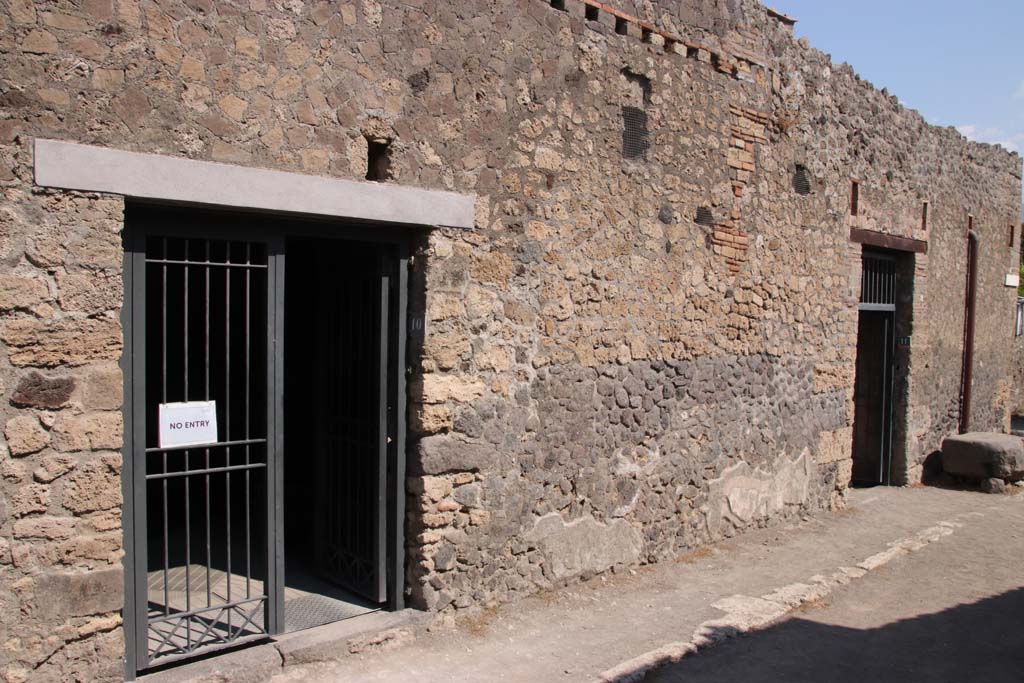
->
[124,217,280,670]
[852,251,897,485]
[306,246,388,603]
[123,207,409,675]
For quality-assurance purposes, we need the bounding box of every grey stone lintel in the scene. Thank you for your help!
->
[33,138,475,229]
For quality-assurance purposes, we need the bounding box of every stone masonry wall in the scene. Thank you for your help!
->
[0,0,1021,680]
[0,186,126,680]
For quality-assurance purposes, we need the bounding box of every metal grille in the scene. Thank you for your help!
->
[143,236,270,663]
[313,252,385,600]
[860,252,896,311]
[622,106,650,159]
[793,164,812,195]
[695,206,715,226]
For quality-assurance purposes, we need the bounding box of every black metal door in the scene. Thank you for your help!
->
[852,252,897,486]
[308,247,389,603]
[124,210,281,671]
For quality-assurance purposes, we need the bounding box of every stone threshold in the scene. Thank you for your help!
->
[136,608,430,683]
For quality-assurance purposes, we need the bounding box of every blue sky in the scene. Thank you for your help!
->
[773,0,1024,157]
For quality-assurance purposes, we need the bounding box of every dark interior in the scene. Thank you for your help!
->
[144,236,270,589]
[142,232,386,646]
[284,237,386,609]
[852,309,895,486]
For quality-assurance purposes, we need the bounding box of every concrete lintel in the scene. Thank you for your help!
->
[33,139,475,230]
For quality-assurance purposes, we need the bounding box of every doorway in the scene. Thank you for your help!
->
[282,238,391,630]
[851,251,897,486]
[122,206,409,675]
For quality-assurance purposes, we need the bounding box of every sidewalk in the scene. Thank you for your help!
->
[148,485,1024,683]
[647,487,1024,682]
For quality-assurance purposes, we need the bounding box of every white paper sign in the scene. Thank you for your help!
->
[1005,273,1020,288]
[159,401,218,449]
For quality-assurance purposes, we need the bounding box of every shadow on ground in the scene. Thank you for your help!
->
[643,588,1024,682]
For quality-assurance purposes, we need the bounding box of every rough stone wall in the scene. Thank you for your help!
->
[0,0,1020,679]
[0,187,126,680]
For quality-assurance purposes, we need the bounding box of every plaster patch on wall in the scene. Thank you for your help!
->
[706,449,814,534]
[526,513,643,581]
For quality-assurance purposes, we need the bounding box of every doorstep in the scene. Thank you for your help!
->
[136,609,428,683]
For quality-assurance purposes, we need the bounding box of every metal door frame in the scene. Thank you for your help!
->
[122,203,410,678]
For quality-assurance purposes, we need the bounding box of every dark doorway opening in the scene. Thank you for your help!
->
[124,206,410,675]
[282,237,389,632]
[852,309,895,485]
[851,250,904,487]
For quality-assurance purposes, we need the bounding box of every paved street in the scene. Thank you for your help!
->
[257,486,1024,683]
[647,488,1024,683]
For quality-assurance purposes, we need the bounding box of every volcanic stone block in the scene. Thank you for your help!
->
[34,567,123,619]
[418,434,497,475]
[941,433,1024,482]
[11,371,75,408]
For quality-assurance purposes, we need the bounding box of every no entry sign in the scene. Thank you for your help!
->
[158,401,218,449]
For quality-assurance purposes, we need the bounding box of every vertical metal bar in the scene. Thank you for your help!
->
[858,259,864,303]
[876,259,881,303]
[878,260,883,303]
[872,260,880,303]
[960,232,979,433]
[872,259,880,305]
[183,242,191,650]
[161,240,170,617]
[865,258,871,303]
[866,258,872,303]
[342,286,349,572]
[875,259,880,303]
[883,260,888,304]
[205,241,212,610]
[269,236,285,635]
[342,272,348,567]
[886,312,896,486]
[340,271,347,571]
[346,274,354,566]
[225,250,232,634]
[391,246,408,610]
[891,261,896,304]
[886,261,892,304]
[125,222,151,674]
[885,261,890,304]
[375,255,389,602]
[865,258,870,303]
[244,243,251,601]
[877,259,882,304]
[353,273,361,567]
[890,261,894,303]
[873,259,878,303]
[879,315,890,484]
[120,223,135,678]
